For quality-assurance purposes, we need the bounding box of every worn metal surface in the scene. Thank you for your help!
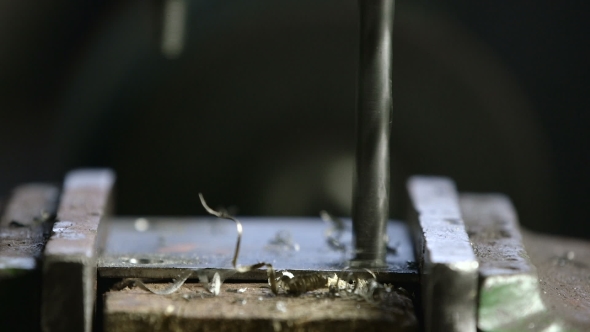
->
[352,0,395,267]
[0,184,58,227]
[0,184,59,274]
[407,176,478,332]
[460,194,545,331]
[104,282,417,332]
[42,169,115,332]
[522,230,590,331]
[98,217,417,283]
[0,184,59,332]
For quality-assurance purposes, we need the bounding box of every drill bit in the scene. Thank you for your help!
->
[351,0,395,267]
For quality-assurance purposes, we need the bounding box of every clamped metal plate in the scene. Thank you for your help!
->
[98,217,418,283]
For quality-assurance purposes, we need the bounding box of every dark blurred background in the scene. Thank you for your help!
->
[0,1,588,237]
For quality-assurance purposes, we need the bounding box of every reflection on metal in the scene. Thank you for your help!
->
[407,176,478,332]
[265,230,300,253]
[460,194,547,331]
[161,0,187,59]
[98,217,417,283]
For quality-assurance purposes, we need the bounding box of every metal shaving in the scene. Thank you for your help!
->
[208,272,221,295]
[265,230,300,252]
[320,210,347,253]
[199,194,277,290]
[321,210,398,256]
[128,194,277,296]
[134,270,192,295]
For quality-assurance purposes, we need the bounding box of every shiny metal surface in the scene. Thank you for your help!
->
[98,217,417,283]
[352,0,395,267]
[407,176,478,332]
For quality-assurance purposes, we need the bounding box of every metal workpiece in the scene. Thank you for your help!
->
[98,217,417,283]
[0,184,60,331]
[407,176,478,332]
[352,0,395,267]
[460,194,547,331]
[42,169,115,332]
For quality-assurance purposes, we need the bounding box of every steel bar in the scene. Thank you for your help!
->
[98,217,417,283]
[407,176,478,332]
[352,0,395,267]
[0,184,59,331]
[42,169,115,332]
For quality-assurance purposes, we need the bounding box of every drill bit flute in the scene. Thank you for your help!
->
[352,0,395,267]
